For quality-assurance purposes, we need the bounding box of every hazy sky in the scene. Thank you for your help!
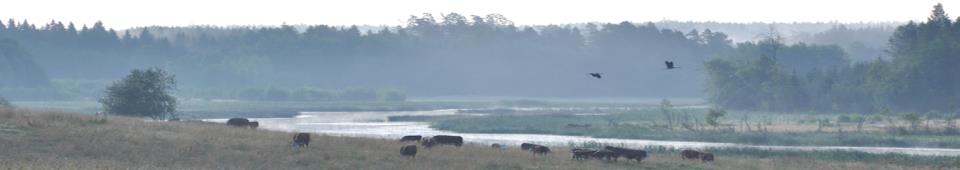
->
[1,0,956,29]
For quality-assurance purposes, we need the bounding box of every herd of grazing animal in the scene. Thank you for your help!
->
[222,119,715,164]
[405,135,717,164]
[569,146,647,162]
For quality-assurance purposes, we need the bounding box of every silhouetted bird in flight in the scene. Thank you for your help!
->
[589,73,603,79]
[665,61,679,69]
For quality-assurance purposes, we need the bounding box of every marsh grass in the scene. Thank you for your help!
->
[0,107,945,169]
[432,109,960,148]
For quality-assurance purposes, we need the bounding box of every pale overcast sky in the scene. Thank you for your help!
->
[0,0,956,29]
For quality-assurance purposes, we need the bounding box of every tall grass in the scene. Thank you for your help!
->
[0,107,941,169]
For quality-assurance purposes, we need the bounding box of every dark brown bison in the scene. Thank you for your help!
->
[680,149,702,160]
[227,118,251,127]
[604,146,647,162]
[491,143,503,149]
[420,137,436,148]
[531,145,551,155]
[431,135,463,147]
[572,148,597,160]
[400,145,418,158]
[400,135,422,142]
[521,143,536,150]
[592,150,620,161]
[292,133,311,148]
[701,153,715,163]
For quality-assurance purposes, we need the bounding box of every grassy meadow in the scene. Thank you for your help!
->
[11,100,494,119]
[0,107,952,169]
[10,99,662,119]
[430,108,960,148]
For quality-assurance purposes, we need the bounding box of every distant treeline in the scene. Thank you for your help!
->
[706,4,960,113]
[0,39,50,87]
[655,21,896,62]
[0,13,735,98]
[184,87,406,102]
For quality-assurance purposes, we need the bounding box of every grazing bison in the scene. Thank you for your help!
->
[531,145,551,155]
[227,118,250,127]
[420,137,436,148]
[521,143,536,150]
[400,145,418,158]
[593,150,620,161]
[701,153,715,163]
[292,133,311,148]
[572,148,597,160]
[400,135,422,142]
[431,135,463,147]
[604,146,647,162]
[491,143,503,149]
[226,118,258,128]
[681,149,702,160]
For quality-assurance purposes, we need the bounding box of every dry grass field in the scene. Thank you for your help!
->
[0,107,945,170]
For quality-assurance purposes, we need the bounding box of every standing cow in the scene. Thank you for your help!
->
[400,145,418,158]
[292,133,311,148]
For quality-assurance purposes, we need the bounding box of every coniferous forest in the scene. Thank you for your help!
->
[706,4,960,113]
[0,8,948,113]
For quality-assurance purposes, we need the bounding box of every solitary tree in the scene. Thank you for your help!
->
[660,99,675,129]
[100,68,177,120]
[902,112,921,132]
[706,108,726,129]
[0,95,11,107]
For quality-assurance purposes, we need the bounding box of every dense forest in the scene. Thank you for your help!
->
[0,14,731,100]
[0,11,911,105]
[706,4,960,113]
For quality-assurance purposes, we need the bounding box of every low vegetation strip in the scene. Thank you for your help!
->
[430,109,960,149]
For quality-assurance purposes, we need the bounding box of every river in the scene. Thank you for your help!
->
[206,109,960,156]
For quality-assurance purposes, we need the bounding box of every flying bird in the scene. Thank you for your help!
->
[665,61,679,69]
[588,73,603,79]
